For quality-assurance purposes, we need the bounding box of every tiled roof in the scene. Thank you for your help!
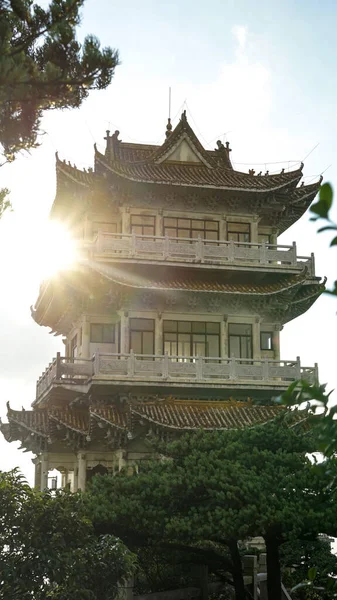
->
[131,399,282,430]
[95,265,311,295]
[90,405,129,430]
[56,153,94,188]
[2,400,284,447]
[95,149,303,192]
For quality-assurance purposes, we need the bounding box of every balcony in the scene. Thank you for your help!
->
[35,351,318,402]
[91,232,315,275]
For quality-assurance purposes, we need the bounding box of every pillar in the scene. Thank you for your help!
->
[251,216,259,244]
[221,317,227,358]
[253,319,261,360]
[121,207,130,235]
[40,453,49,491]
[73,459,79,492]
[81,317,90,358]
[156,210,163,236]
[220,215,227,241]
[78,453,87,491]
[33,459,40,489]
[155,313,163,355]
[119,311,129,354]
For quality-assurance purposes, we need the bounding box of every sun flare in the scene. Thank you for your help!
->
[34,221,78,280]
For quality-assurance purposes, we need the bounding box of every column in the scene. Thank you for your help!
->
[251,216,259,244]
[156,210,163,236]
[155,313,163,355]
[220,215,227,241]
[121,207,130,234]
[221,318,227,358]
[73,459,79,492]
[118,311,129,354]
[81,317,90,358]
[33,459,40,489]
[253,319,261,360]
[77,453,87,491]
[40,453,49,491]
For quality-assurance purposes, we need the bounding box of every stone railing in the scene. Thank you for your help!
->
[36,352,318,400]
[92,232,315,274]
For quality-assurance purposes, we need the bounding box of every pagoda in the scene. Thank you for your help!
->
[1,111,324,491]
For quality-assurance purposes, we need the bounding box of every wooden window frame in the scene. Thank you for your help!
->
[163,320,220,359]
[227,222,251,243]
[228,323,253,359]
[129,318,155,355]
[90,323,115,344]
[130,214,156,236]
[163,217,219,241]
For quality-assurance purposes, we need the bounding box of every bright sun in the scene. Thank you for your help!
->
[36,221,78,279]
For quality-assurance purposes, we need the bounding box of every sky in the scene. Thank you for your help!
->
[1,0,337,481]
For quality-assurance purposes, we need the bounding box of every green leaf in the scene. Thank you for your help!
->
[308,566,317,581]
[310,183,333,219]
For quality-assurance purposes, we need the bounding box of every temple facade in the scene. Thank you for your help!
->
[1,112,324,490]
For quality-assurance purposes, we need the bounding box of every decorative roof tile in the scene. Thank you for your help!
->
[131,399,282,430]
[95,149,303,192]
[90,405,129,430]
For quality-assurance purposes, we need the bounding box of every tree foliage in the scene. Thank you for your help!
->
[0,470,135,600]
[0,0,119,161]
[87,420,332,600]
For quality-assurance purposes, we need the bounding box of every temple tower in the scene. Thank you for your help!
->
[1,112,324,490]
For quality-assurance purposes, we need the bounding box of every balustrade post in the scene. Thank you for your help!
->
[128,350,135,377]
[164,235,170,259]
[55,352,61,380]
[291,241,297,265]
[196,236,204,263]
[196,356,203,379]
[94,349,100,375]
[163,352,169,379]
[296,356,301,379]
[262,360,269,381]
[259,242,267,264]
[229,357,237,379]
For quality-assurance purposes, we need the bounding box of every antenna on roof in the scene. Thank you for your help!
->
[169,86,171,119]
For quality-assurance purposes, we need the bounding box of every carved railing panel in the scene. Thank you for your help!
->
[36,352,319,400]
[93,232,315,273]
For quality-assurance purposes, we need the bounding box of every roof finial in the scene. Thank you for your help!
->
[181,109,187,122]
[165,118,172,138]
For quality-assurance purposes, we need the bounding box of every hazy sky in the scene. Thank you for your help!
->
[1,0,337,480]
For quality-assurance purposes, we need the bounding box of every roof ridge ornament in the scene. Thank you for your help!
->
[165,117,172,138]
[215,140,232,168]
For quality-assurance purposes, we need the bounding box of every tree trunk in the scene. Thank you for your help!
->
[265,535,282,600]
[228,539,246,600]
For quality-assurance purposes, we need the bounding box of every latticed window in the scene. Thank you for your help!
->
[163,321,220,359]
[228,323,252,359]
[227,222,250,243]
[130,215,156,236]
[163,217,219,241]
[90,324,115,343]
[129,318,155,355]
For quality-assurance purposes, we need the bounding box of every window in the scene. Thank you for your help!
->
[163,217,219,241]
[163,321,220,359]
[131,214,156,236]
[129,318,155,355]
[228,323,252,359]
[261,332,273,351]
[70,334,78,358]
[258,233,271,245]
[227,222,250,243]
[90,323,115,343]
